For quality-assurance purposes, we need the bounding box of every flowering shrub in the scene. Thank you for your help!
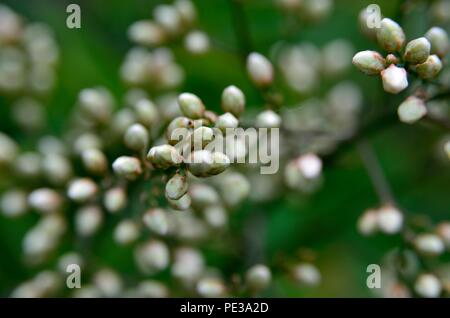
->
[0,0,450,298]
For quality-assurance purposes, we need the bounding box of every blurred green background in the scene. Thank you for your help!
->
[0,0,449,297]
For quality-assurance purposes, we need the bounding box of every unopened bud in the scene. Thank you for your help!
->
[377,18,405,52]
[255,109,282,128]
[357,209,379,236]
[174,0,197,26]
[178,93,205,119]
[67,178,98,203]
[415,55,443,79]
[221,85,245,117]
[1,189,28,217]
[404,37,430,64]
[147,144,183,169]
[128,20,165,46]
[218,172,250,207]
[142,208,170,235]
[78,87,114,124]
[398,96,427,123]
[165,173,189,200]
[246,52,274,87]
[0,132,18,166]
[114,220,140,245]
[124,123,149,151]
[153,4,182,35]
[385,54,399,65]
[81,148,107,175]
[28,188,62,213]
[184,30,210,54]
[192,126,215,149]
[41,154,73,185]
[133,99,159,128]
[292,263,321,286]
[380,64,408,94]
[112,156,142,180]
[377,205,403,234]
[215,112,239,132]
[414,274,442,298]
[167,193,191,210]
[352,50,386,75]
[75,205,103,237]
[196,277,226,298]
[245,264,272,292]
[436,222,450,247]
[187,150,230,177]
[189,183,220,209]
[135,240,170,274]
[425,27,450,58]
[414,233,445,256]
[103,187,127,213]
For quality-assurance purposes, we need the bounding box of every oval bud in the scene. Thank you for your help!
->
[1,189,28,218]
[425,27,450,58]
[215,112,239,132]
[114,220,140,245]
[81,148,108,175]
[142,208,170,236]
[28,188,62,214]
[103,187,127,213]
[404,37,430,64]
[167,193,191,210]
[414,233,445,256]
[112,156,142,180]
[255,109,282,128]
[376,18,405,52]
[414,274,442,298]
[67,178,98,203]
[352,50,386,75]
[415,55,443,79]
[377,205,403,234]
[184,30,210,54]
[75,205,103,237]
[246,264,272,292]
[221,85,245,117]
[165,173,189,200]
[0,132,18,166]
[380,64,408,94]
[246,52,274,87]
[397,96,427,124]
[187,150,230,177]
[133,99,159,128]
[178,93,205,119]
[147,144,183,169]
[192,126,215,149]
[128,20,165,46]
[124,123,149,151]
[292,263,321,286]
[357,209,379,236]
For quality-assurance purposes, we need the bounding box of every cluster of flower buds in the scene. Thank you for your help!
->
[354,17,448,94]
[357,205,404,236]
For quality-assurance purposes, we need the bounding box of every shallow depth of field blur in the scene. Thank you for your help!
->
[0,0,449,298]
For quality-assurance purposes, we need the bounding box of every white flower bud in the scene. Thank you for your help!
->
[404,37,431,65]
[352,50,386,75]
[0,132,18,166]
[445,141,450,160]
[133,98,159,128]
[397,96,427,124]
[172,247,204,284]
[178,93,205,119]
[58,252,83,273]
[414,273,442,298]
[377,18,405,52]
[103,187,127,213]
[142,208,170,236]
[81,148,108,175]
[128,20,165,46]
[196,277,226,298]
[166,116,192,144]
[15,152,42,179]
[377,205,403,234]
[136,280,169,298]
[153,4,182,35]
[78,87,114,124]
[67,178,98,203]
[93,269,123,297]
[255,109,282,128]
[415,55,443,79]
[165,173,189,200]
[414,233,445,256]
[112,109,136,136]
[134,240,169,274]
[184,30,210,54]
[28,188,62,213]
[124,123,149,151]
[189,183,220,209]
[247,52,274,87]
[436,222,450,247]
[221,85,245,117]
[381,64,408,94]
[1,189,28,217]
[41,154,73,185]
[203,205,227,229]
[358,7,378,39]
[218,172,250,207]
[187,150,230,177]
[114,220,140,245]
[292,263,321,286]
[75,205,103,237]
[302,0,333,22]
[73,133,102,155]
[246,264,272,292]
[112,156,142,180]
[215,112,239,132]
[174,0,197,26]
[167,193,191,210]
[357,209,379,236]
[147,144,183,169]
[425,27,450,58]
